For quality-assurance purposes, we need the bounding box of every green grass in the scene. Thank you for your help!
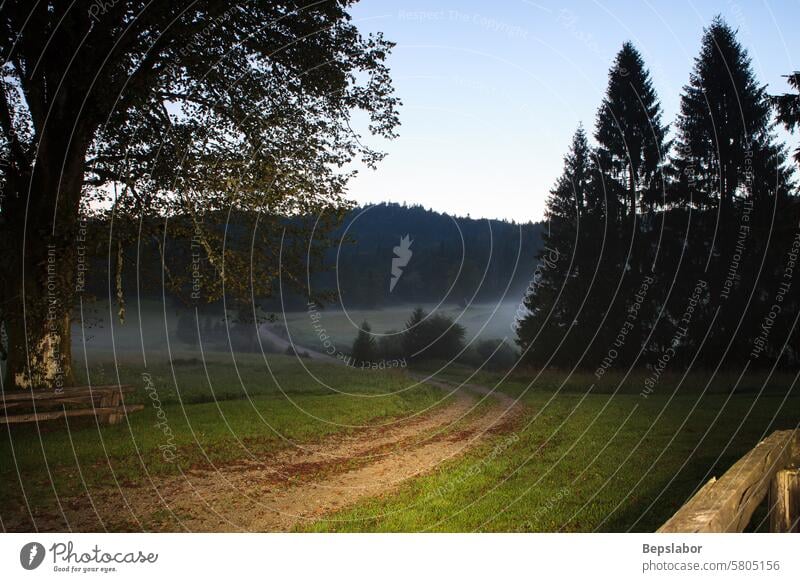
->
[0,354,442,518]
[414,360,799,396]
[4,352,798,532]
[302,367,800,532]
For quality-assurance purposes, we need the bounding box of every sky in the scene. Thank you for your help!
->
[344,0,800,222]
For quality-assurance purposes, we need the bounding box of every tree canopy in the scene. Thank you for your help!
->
[517,18,799,372]
[0,1,400,388]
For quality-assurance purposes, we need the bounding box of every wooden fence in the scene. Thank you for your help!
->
[659,430,800,533]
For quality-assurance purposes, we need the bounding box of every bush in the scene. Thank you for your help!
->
[402,307,465,362]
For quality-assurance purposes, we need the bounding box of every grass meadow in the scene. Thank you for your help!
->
[303,365,800,532]
[0,354,442,521]
[2,300,798,532]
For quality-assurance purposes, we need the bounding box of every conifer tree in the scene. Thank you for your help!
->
[592,42,669,359]
[517,127,594,364]
[514,18,800,371]
[401,307,428,360]
[669,17,794,366]
[595,42,669,218]
[351,321,377,365]
[670,17,791,218]
[772,72,800,166]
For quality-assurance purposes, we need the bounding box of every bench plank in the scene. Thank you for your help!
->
[0,384,134,404]
[0,396,99,409]
[0,404,145,425]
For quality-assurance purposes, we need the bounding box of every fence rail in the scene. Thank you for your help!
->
[659,430,800,533]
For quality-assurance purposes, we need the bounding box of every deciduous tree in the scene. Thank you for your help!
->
[0,1,399,389]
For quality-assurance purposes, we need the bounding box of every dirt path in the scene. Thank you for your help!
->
[18,377,521,532]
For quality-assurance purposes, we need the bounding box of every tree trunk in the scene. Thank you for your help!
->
[2,126,88,391]
[4,238,76,391]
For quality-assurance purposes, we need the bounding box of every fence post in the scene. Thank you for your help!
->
[768,467,800,533]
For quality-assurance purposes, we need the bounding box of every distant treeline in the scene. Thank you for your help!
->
[308,203,544,310]
[79,203,544,313]
[516,18,800,372]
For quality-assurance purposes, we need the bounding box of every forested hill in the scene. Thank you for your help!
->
[81,203,544,312]
[301,203,544,310]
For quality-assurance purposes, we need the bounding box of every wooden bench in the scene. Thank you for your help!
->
[0,385,143,426]
[659,430,800,532]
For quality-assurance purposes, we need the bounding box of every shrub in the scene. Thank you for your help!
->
[402,308,465,362]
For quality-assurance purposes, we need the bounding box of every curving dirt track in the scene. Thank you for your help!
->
[6,378,520,532]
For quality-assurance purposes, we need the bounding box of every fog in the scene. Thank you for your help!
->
[63,299,525,367]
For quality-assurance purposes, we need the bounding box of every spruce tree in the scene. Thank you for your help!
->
[592,43,669,361]
[351,321,377,365]
[772,72,800,166]
[517,127,594,365]
[595,42,669,218]
[670,17,790,217]
[402,307,428,360]
[669,17,795,366]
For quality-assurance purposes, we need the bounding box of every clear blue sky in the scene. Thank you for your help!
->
[346,0,800,222]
